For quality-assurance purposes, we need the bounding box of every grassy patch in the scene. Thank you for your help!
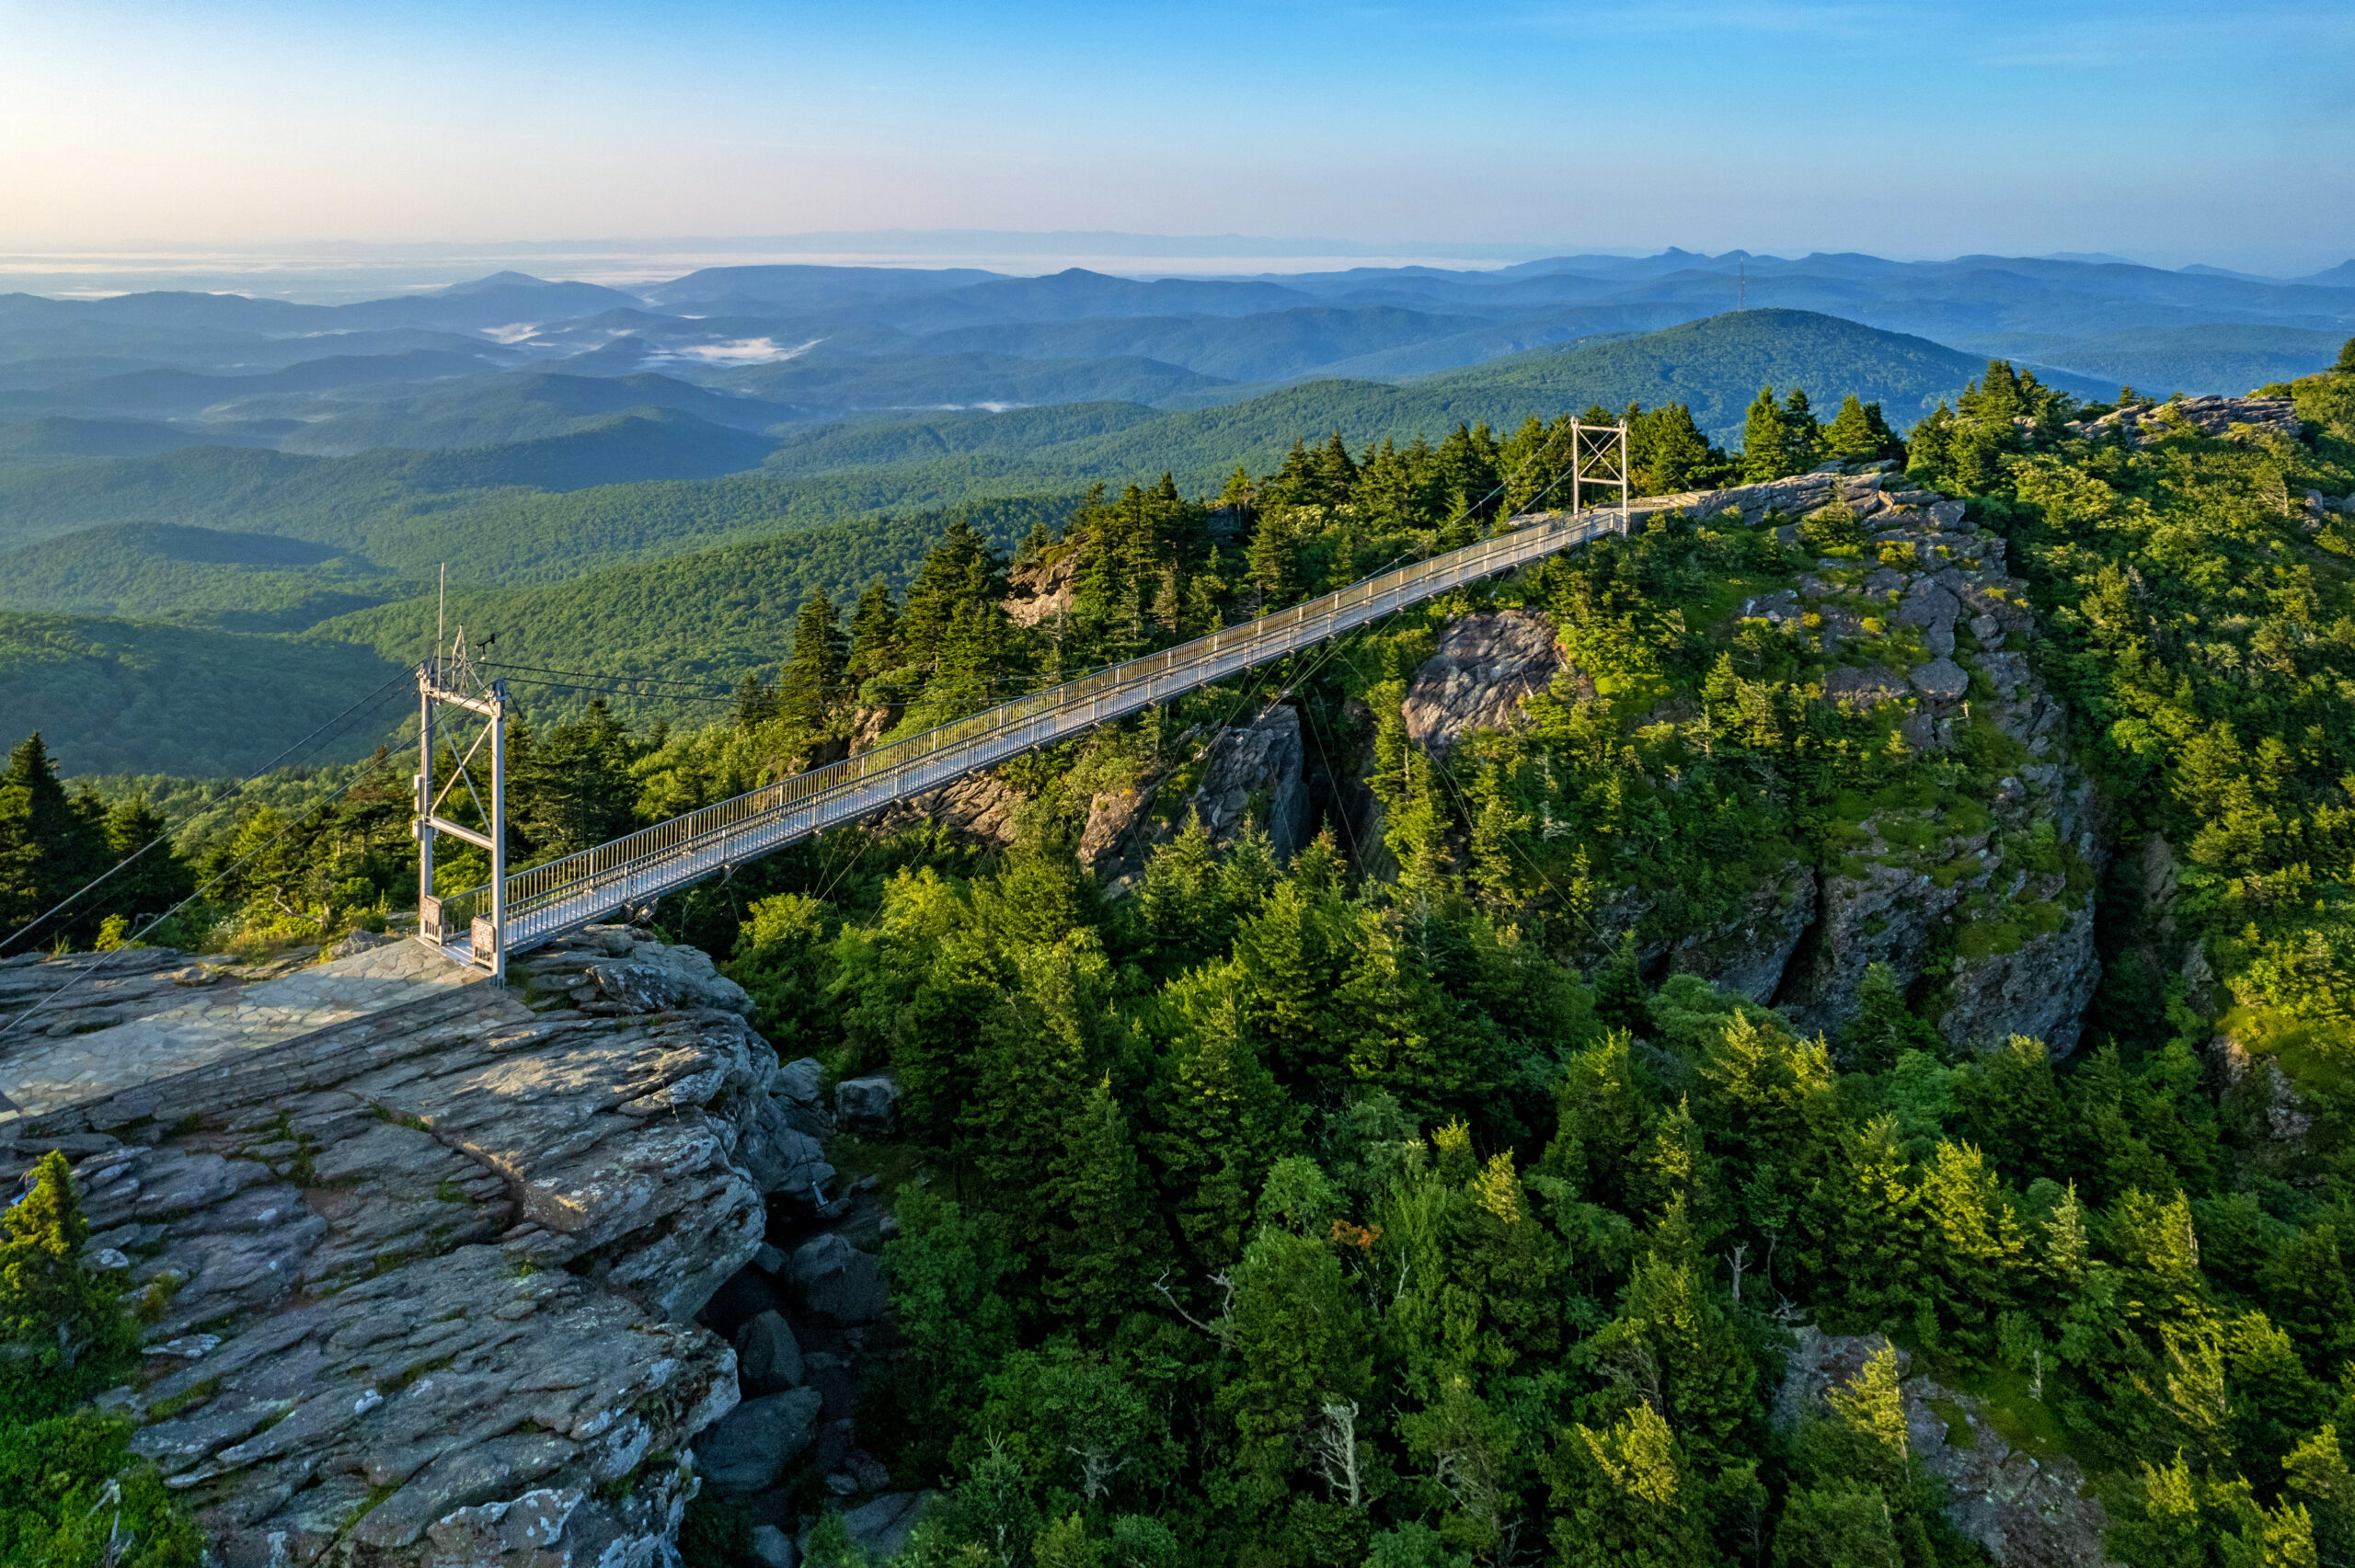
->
[1924,1395,1977,1451]
[2221,1004,2355,1098]
[1958,1364,2085,1468]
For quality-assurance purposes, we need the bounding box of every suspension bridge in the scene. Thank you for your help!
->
[418,440,1633,980]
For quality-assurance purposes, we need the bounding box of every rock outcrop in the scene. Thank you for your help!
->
[882,769,1027,849]
[1002,545,1082,627]
[1663,864,1820,1004]
[1940,903,2101,1057]
[2,924,828,1568]
[1080,704,1311,895]
[1400,609,1570,752]
[1519,471,2105,1050]
[1777,1327,2117,1567]
[0,945,246,1039]
[1512,461,1901,537]
[2067,394,2300,444]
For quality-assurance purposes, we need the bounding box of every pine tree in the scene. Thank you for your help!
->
[1740,385,1798,482]
[846,579,903,685]
[0,1151,140,1421]
[777,589,850,738]
[0,733,109,953]
[1043,1074,1159,1333]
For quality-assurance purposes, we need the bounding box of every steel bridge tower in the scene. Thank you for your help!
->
[414,629,511,981]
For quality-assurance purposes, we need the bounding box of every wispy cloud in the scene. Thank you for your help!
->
[662,337,822,365]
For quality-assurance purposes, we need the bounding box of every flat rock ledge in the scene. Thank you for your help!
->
[2,927,810,1568]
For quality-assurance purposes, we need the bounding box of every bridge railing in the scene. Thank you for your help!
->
[442,504,1618,951]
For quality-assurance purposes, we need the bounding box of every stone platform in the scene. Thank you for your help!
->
[0,939,482,1126]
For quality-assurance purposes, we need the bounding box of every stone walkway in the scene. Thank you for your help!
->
[0,940,482,1125]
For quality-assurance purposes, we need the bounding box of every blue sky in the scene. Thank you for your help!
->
[2,1,2349,272]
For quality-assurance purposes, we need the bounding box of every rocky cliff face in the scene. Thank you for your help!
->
[1078,705,1312,895]
[1776,1326,2117,1567]
[1399,610,1570,752]
[1510,468,2107,1052]
[1664,864,1821,1005]
[3,924,811,1568]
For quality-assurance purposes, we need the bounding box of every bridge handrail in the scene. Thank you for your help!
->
[444,506,1614,934]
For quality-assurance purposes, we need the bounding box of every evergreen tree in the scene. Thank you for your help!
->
[1244,509,1302,613]
[1217,1223,1373,1509]
[1823,394,1901,463]
[1547,1403,1705,1568]
[846,579,904,685]
[776,589,850,738]
[1740,385,1799,482]
[1593,932,1653,1036]
[0,734,109,953]
[729,671,779,731]
[1781,387,1824,470]
[92,793,191,937]
[1631,403,1714,494]
[1043,1073,1159,1332]
[0,1151,140,1422]
[1154,966,1301,1268]
[902,519,1011,669]
[512,698,638,856]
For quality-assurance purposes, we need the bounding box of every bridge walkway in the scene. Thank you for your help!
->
[430,504,1626,967]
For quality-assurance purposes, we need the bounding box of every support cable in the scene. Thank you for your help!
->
[0,684,416,1047]
[0,668,418,957]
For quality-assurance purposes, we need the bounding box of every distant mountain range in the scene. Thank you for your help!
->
[0,266,2348,776]
[1,249,2348,464]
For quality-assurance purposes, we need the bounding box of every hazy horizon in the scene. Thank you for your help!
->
[2,233,2349,307]
[5,2,2350,280]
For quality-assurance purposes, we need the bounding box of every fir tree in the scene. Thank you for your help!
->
[1043,1073,1159,1333]
[0,733,109,953]
[776,589,850,738]
[846,579,903,685]
[1824,393,1901,463]
[1740,385,1798,482]
[1631,403,1714,494]
[1547,1402,1704,1568]
[97,793,193,933]
[729,671,779,731]
[0,1151,140,1422]
[511,699,638,856]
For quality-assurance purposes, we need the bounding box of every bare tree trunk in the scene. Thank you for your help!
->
[1308,1398,1363,1507]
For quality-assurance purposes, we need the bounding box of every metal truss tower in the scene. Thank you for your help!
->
[1568,419,1633,534]
[413,629,511,981]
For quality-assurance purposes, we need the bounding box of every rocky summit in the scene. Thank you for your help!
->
[0,923,907,1568]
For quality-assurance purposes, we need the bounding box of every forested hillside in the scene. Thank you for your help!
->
[2,311,2102,774]
[15,344,2355,1566]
